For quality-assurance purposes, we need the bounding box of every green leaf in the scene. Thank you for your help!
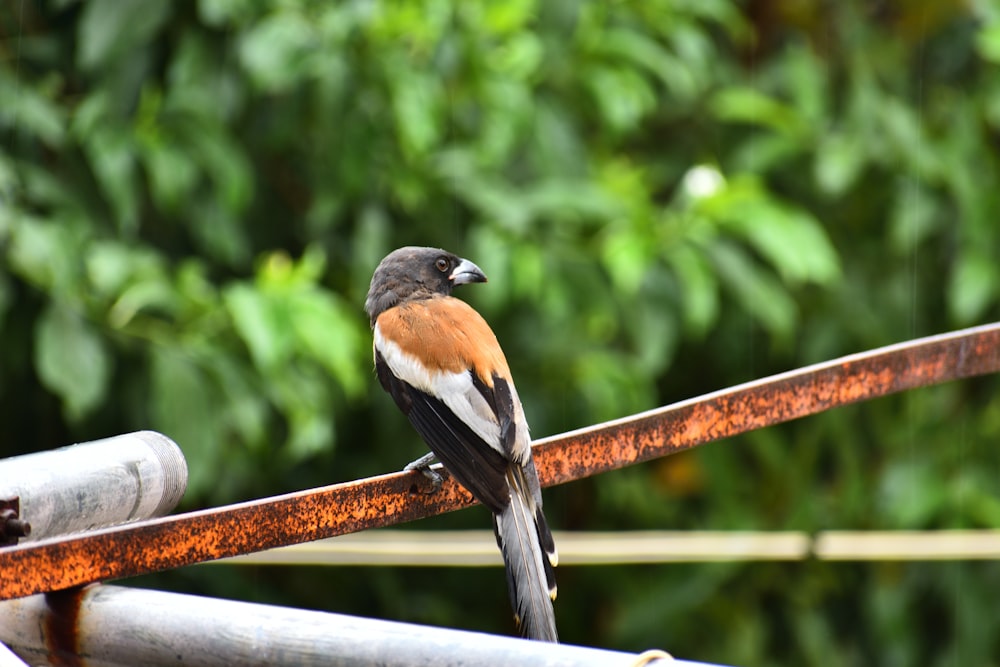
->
[224,283,292,372]
[81,127,140,235]
[484,0,535,33]
[0,69,66,147]
[669,243,719,336]
[976,21,1000,64]
[586,65,657,133]
[601,228,651,295]
[144,140,199,212]
[949,251,999,324]
[186,122,253,215]
[85,243,174,327]
[702,178,841,286]
[238,11,315,91]
[205,355,268,449]
[814,132,866,196]
[150,347,221,497]
[77,0,172,71]
[267,365,333,461]
[7,217,81,292]
[391,70,443,159]
[888,182,940,255]
[288,290,365,397]
[189,198,252,268]
[710,87,803,135]
[709,242,797,341]
[34,304,112,420]
[878,461,945,528]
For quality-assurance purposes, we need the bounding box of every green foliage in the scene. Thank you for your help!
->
[2,0,1000,664]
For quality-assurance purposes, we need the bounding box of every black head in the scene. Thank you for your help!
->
[365,246,487,325]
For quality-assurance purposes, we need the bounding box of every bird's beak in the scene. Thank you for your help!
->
[449,258,488,285]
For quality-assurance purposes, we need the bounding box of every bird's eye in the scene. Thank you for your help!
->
[435,257,450,272]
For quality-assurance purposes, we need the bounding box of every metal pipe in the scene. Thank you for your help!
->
[0,432,187,543]
[0,585,713,667]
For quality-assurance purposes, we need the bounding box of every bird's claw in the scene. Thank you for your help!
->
[404,453,443,493]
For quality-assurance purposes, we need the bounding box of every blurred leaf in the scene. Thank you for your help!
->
[391,69,443,159]
[976,21,1000,64]
[669,243,719,336]
[710,86,804,135]
[78,0,172,71]
[888,181,941,255]
[188,122,253,215]
[484,0,535,34]
[949,251,999,324]
[0,69,65,147]
[600,228,650,294]
[491,32,543,78]
[586,65,656,133]
[709,242,797,341]
[143,140,199,212]
[288,290,365,397]
[34,304,111,420]
[784,43,828,125]
[150,347,221,497]
[701,178,841,286]
[7,217,80,292]
[79,124,140,234]
[270,366,333,461]
[238,11,315,91]
[86,240,161,296]
[224,283,292,372]
[814,132,866,196]
[878,461,945,528]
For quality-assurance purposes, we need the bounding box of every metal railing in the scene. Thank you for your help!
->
[0,323,997,600]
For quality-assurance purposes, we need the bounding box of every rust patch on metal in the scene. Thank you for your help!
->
[0,323,997,601]
[44,586,88,667]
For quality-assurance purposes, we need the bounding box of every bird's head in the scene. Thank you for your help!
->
[365,246,487,324]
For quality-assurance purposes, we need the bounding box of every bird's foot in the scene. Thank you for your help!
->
[404,453,443,493]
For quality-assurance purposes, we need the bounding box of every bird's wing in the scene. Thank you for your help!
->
[375,347,510,512]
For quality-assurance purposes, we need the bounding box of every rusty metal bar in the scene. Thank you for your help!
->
[0,323,997,601]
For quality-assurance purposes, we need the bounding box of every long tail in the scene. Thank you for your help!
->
[494,466,558,642]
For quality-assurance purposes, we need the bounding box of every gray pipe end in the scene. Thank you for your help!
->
[131,431,188,516]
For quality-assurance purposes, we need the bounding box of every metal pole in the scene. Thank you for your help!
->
[0,432,187,543]
[0,585,716,667]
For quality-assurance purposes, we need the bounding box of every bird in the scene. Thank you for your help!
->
[365,246,558,642]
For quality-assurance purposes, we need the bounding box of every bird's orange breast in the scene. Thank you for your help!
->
[375,296,510,387]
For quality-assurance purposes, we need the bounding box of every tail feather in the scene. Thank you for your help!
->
[534,507,558,593]
[494,467,558,642]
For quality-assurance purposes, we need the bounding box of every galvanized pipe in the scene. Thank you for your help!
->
[0,432,187,543]
[0,585,705,667]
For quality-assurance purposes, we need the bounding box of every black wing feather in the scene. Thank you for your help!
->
[376,350,509,512]
[471,371,518,456]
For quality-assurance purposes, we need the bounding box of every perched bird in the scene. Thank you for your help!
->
[365,246,558,642]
